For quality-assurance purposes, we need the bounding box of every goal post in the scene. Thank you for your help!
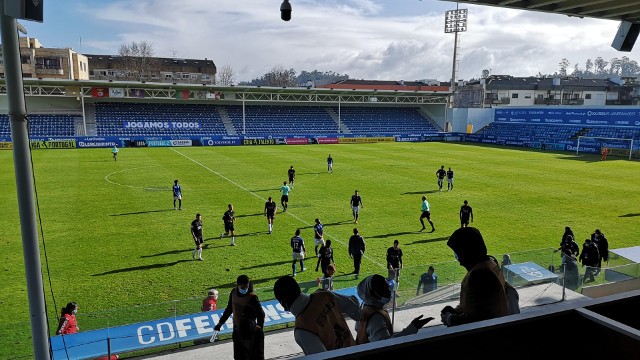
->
[576,136,635,160]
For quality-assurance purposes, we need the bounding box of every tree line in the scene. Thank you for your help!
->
[551,56,640,78]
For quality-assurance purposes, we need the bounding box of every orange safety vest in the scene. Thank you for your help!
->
[231,289,258,327]
[459,260,509,320]
[356,305,393,344]
[295,290,356,351]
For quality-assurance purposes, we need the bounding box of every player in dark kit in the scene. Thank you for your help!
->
[350,190,363,224]
[264,197,277,234]
[220,204,236,246]
[459,200,473,228]
[436,166,446,191]
[291,229,307,276]
[386,240,403,282]
[288,166,296,188]
[327,154,333,173]
[446,167,454,191]
[191,214,204,261]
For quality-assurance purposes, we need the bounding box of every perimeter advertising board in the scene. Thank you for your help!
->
[338,137,395,143]
[494,108,640,127]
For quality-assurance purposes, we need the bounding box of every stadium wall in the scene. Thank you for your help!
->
[0,96,83,112]
[445,108,493,133]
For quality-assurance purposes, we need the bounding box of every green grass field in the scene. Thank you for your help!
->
[1,142,639,357]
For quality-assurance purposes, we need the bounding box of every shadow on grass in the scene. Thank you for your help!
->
[249,188,279,193]
[401,190,440,195]
[405,236,449,245]
[619,213,640,218]
[140,243,228,258]
[240,260,291,270]
[369,231,420,239]
[554,155,603,163]
[109,209,174,216]
[235,213,263,218]
[213,275,284,290]
[92,259,192,276]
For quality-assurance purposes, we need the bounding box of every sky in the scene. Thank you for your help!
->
[19,0,635,83]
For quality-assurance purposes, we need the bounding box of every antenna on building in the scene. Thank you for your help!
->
[79,36,82,50]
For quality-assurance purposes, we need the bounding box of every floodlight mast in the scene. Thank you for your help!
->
[0,2,51,359]
[445,5,467,96]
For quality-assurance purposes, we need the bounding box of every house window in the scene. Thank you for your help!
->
[536,94,544,99]
[585,94,592,99]
[107,70,115,77]
[164,73,173,80]
[191,74,198,80]
[35,57,62,70]
[202,74,211,81]
[511,93,519,99]
[524,93,532,99]
[182,73,190,79]
[21,55,31,64]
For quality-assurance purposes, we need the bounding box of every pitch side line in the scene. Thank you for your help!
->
[170,148,384,269]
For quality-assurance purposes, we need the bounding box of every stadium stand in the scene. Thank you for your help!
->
[0,114,77,137]
[477,122,640,143]
[224,105,338,135]
[94,102,227,136]
[333,106,440,134]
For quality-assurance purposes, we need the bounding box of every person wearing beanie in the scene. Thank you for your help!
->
[356,274,432,344]
[201,289,219,312]
[273,275,357,355]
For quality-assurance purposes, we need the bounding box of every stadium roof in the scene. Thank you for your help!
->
[438,0,640,24]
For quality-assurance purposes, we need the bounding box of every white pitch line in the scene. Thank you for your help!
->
[171,148,385,269]
[105,166,169,191]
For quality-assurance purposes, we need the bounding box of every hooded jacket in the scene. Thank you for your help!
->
[444,227,509,326]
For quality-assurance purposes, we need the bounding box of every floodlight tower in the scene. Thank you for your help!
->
[445,5,467,95]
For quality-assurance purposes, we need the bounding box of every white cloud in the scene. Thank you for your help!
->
[75,0,630,82]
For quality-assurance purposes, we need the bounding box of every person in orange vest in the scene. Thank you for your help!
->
[273,275,359,355]
[601,147,608,161]
[214,275,265,360]
[440,227,509,326]
[355,274,432,344]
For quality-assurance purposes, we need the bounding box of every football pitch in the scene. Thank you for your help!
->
[1,142,639,345]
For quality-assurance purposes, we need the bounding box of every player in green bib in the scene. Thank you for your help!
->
[280,181,291,212]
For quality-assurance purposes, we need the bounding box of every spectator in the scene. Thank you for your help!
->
[440,227,509,327]
[214,275,265,360]
[561,249,580,291]
[320,264,336,291]
[316,239,335,278]
[56,302,79,335]
[416,266,438,295]
[356,274,432,344]
[273,275,356,355]
[591,229,609,267]
[579,239,600,283]
[561,226,574,244]
[348,228,365,279]
[558,234,580,258]
[201,289,219,312]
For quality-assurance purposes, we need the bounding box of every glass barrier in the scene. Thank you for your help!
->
[5,248,638,359]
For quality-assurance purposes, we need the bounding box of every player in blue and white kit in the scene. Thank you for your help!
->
[173,180,182,210]
[290,229,307,276]
[313,218,325,256]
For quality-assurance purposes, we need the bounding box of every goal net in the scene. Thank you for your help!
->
[576,136,637,160]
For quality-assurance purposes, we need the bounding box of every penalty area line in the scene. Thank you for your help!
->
[170,148,385,269]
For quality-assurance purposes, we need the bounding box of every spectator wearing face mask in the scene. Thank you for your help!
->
[214,275,265,360]
[201,288,219,312]
[56,302,79,335]
[355,274,433,344]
